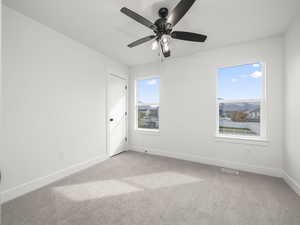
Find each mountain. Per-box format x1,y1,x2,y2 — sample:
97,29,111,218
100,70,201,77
220,102,259,112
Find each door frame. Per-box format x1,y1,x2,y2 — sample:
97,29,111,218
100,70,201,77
106,73,128,157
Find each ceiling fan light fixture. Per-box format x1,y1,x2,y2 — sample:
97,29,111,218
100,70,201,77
162,35,168,44
152,40,158,50
162,42,170,53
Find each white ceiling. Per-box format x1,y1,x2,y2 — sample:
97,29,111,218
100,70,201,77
3,0,300,66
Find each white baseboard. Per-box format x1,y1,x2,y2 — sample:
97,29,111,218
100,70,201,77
282,171,300,196
0,155,109,204
129,145,283,178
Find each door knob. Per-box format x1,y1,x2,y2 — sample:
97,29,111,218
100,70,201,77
109,118,114,122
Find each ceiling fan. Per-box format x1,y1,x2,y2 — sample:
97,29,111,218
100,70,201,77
120,0,207,58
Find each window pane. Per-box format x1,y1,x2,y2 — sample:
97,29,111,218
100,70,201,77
137,78,160,130
138,105,159,129
219,102,260,136
218,63,263,100
137,78,160,104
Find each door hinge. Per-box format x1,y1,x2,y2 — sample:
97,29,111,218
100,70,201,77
125,85,127,90
125,137,128,142
125,112,127,116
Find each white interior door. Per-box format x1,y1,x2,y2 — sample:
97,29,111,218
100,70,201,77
107,74,127,157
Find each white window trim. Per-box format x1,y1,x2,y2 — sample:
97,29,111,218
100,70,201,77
215,62,267,142
135,76,160,133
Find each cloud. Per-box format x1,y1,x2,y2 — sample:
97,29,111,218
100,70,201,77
147,79,157,85
250,71,262,78
253,63,260,67
231,78,238,82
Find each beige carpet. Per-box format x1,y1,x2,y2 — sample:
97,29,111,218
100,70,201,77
2,151,300,225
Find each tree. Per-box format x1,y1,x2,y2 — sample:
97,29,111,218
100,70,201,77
232,111,247,122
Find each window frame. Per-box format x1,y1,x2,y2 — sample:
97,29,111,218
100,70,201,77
216,62,267,141
135,76,160,133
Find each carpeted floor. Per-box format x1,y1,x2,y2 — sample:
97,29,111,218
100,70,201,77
2,151,300,225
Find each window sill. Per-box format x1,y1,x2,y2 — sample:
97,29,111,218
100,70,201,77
215,135,269,146
134,129,160,136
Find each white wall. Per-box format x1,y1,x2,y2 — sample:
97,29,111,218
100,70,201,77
129,37,284,177
1,6,128,202
1,0,2,221
284,14,300,187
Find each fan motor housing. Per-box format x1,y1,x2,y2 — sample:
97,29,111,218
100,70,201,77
154,18,172,35
155,8,172,35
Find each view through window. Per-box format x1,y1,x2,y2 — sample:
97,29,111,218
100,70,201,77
217,63,264,137
136,77,160,130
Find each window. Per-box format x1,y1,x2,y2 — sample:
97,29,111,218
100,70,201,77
136,77,160,131
217,63,266,139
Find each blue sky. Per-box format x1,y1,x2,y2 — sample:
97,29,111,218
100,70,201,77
138,78,160,103
218,63,263,99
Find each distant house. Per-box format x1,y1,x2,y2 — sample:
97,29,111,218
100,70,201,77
246,108,260,121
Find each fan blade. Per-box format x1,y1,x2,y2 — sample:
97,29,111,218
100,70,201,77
171,31,207,42
121,7,157,32
128,35,156,48
167,0,196,26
